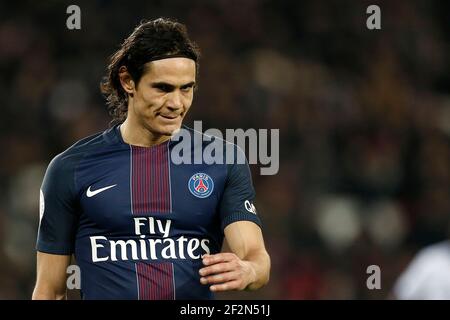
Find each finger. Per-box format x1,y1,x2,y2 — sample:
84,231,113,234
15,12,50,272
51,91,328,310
200,271,238,285
199,261,235,277
202,252,237,266
210,279,243,292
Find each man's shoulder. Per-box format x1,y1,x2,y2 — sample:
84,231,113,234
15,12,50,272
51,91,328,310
48,128,114,171
178,125,245,157
62,131,105,156
173,125,249,174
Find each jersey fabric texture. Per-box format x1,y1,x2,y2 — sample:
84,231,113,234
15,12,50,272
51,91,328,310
36,125,261,300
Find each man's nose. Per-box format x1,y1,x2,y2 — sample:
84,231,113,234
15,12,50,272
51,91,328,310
166,91,183,110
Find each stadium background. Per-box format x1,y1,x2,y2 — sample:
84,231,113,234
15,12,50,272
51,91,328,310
0,0,449,299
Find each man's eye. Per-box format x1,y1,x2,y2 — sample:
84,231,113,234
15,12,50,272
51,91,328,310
181,86,192,92
155,85,172,92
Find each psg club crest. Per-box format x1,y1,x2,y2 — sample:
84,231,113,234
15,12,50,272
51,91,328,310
188,173,214,198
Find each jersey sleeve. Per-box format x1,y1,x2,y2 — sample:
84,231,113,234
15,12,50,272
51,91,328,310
36,154,79,255
219,146,262,231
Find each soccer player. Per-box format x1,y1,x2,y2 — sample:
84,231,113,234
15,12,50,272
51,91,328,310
32,18,270,299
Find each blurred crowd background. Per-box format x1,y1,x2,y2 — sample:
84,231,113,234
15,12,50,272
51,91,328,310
0,0,449,299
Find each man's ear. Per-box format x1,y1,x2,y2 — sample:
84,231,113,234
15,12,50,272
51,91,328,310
118,66,135,95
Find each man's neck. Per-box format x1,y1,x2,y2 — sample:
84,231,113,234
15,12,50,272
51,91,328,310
120,119,171,147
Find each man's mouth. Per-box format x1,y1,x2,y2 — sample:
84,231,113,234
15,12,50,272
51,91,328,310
159,114,180,120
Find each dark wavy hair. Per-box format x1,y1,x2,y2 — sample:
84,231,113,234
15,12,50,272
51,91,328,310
100,18,200,125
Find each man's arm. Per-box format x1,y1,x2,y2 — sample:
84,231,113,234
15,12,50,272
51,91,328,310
32,252,71,300
199,221,270,292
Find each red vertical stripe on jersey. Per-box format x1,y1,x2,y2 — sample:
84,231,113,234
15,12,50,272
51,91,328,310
131,142,173,299
131,143,171,214
136,262,174,300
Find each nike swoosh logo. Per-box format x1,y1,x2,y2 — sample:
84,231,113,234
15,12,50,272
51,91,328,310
86,184,117,197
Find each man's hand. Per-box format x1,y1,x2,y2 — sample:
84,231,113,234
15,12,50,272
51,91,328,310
199,253,257,292
199,221,270,292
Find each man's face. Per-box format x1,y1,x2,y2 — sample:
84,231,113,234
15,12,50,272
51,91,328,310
130,57,196,136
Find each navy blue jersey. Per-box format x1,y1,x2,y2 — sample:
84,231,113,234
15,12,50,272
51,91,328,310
36,125,261,300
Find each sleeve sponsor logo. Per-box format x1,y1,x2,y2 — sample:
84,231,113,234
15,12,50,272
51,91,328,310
39,189,45,223
244,200,257,215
